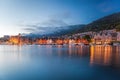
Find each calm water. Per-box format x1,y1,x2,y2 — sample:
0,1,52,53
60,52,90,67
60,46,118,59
0,45,120,80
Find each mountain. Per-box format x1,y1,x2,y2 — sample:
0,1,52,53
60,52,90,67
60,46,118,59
25,24,85,38
24,12,120,38
50,24,85,36
52,12,120,36
80,12,120,32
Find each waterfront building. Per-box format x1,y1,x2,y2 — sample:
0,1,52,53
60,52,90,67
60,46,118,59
9,34,21,45
47,39,53,45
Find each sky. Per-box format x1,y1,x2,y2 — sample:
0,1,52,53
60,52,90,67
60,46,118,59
0,0,120,37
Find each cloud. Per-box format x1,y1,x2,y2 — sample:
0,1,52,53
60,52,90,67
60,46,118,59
22,12,71,35
39,18,68,27
39,12,71,27
23,28,36,32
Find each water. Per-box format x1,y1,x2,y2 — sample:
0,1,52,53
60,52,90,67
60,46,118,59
0,45,120,80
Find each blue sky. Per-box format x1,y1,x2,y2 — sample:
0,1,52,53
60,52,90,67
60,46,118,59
0,0,120,36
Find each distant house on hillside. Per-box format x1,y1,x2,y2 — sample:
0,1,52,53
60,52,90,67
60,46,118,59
110,33,117,41
92,30,118,45
117,32,120,41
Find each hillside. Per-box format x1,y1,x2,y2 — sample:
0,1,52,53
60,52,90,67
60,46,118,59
51,24,85,36
81,12,120,32
25,12,120,37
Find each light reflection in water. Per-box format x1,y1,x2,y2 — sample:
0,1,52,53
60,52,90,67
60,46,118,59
67,45,90,57
53,45,90,57
0,45,120,68
0,45,120,80
90,45,120,67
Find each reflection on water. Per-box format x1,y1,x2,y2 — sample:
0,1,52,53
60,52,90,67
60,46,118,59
1,45,119,67
67,45,90,57
0,45,120,80
90,45,120,67
52,45,90,57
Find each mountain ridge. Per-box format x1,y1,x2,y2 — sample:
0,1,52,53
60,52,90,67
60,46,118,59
80,12,120,32
24,12,120,37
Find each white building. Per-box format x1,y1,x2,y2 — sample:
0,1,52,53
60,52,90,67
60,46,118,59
47,39,53,45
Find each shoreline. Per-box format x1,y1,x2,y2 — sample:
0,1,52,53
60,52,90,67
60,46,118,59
0,44,120,46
